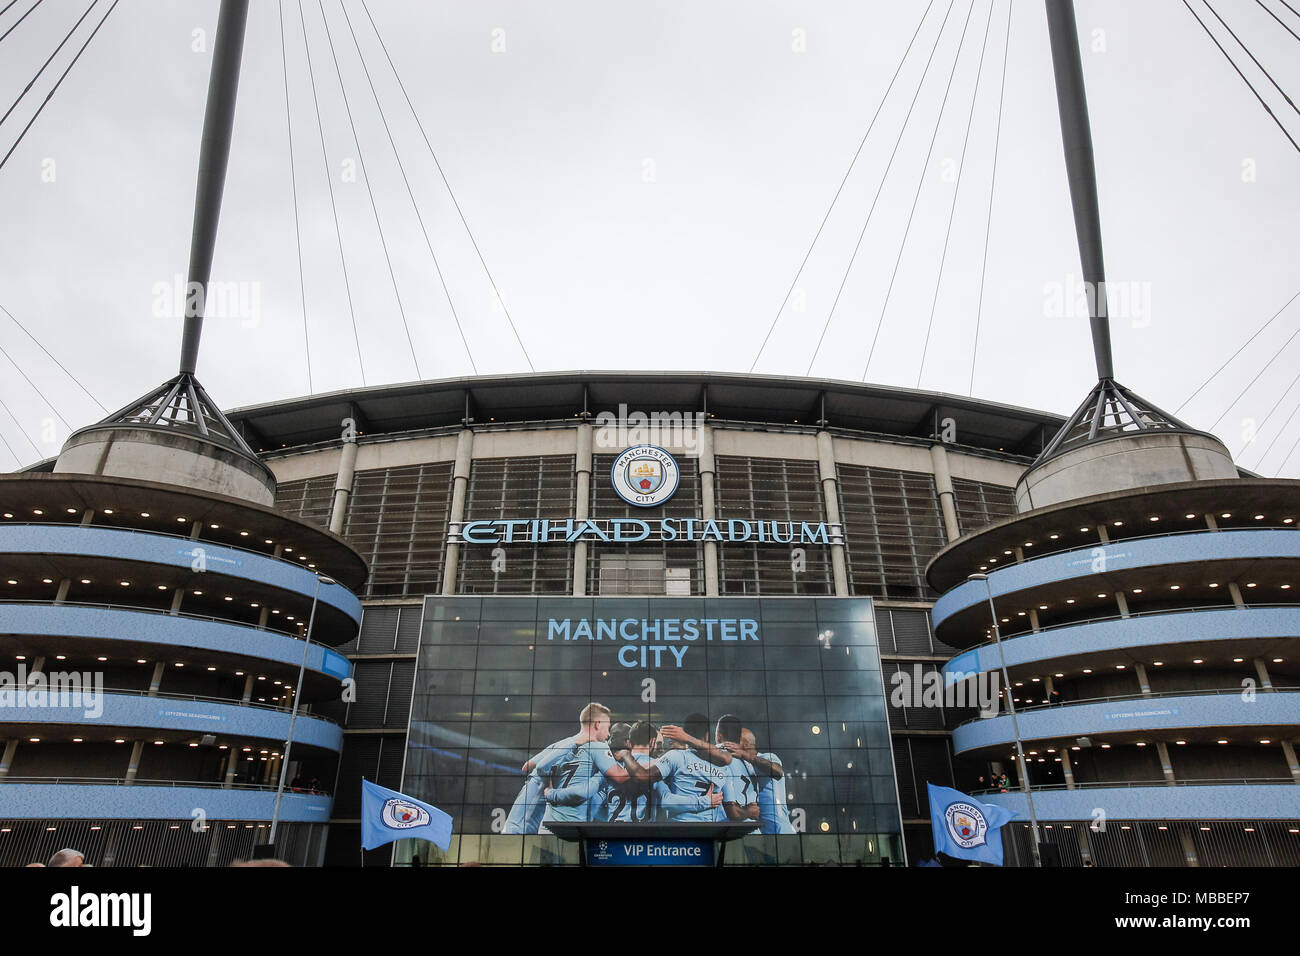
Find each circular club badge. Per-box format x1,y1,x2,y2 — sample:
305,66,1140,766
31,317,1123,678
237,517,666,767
944,801,989,849
610,445,680,508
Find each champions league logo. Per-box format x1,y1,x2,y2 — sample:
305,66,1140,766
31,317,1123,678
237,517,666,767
381,798,431,830
611,445,680,507
944,802,989,849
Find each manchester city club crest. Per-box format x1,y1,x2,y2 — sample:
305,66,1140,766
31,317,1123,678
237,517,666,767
944,801,989,849
610,445,680,507
381,798,431,830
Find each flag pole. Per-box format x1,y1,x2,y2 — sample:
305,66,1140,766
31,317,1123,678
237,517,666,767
968,573,1043,866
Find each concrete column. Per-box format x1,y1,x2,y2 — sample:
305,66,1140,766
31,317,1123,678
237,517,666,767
699,424,720,597
1076,825,1092,865
1059,746,1076,789
1253,658,1274,690
169,588,184,615
147,662,165,695
79,509,95,527
241,674,254,703
1096,525,1109,544
1155,742,1176,785
100,826,122,869
223,748,239,789
0,739,17,781
204,822,223,867
572,423,592,597
1028,608,1041,633
1014,546,1025,563
1134,662,1151,695
1177,827,1200,867
1228,582,1246,608
1280,741,1300,784
26,657,44,682
928,443,961,542
124,741,144,785
54,579,70,604
257,607,270,628
329,437,359,535
189,522,203,541
816,430,849,597
1115,591,1130,619
1204,513,1219,531
442,429,475,595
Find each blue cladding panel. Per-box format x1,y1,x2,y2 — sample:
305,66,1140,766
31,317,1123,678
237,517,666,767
933,530,1300,628
952,691,1300,753
1,691,343,751
944,606,1300,680
0,784,332,821
0,603,351,682
0,525,362,625
979,784,1300,821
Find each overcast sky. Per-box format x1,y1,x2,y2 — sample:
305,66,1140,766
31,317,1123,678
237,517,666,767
1,0,1297,474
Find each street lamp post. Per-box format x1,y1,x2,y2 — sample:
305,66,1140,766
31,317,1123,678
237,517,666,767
269,572,335,849
968,572,1043,867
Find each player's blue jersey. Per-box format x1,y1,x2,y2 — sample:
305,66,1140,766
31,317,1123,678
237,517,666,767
755,751,795,834
652,748,733,822
606,753,660,822
503,773,547,834
548,752,717,823
725,755,759,815
540,740,620,824
505,737,576,834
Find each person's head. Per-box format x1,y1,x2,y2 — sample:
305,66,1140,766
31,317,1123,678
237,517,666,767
739,728,758,753
629,720,658,751
229,858,291,867
48,848,83,867
608,721,633,754
715,714,743,747
683,713,710,742
579,702,612,741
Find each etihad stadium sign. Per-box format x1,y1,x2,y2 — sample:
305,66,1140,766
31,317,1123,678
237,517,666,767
451,516,843,545
449,444,842,546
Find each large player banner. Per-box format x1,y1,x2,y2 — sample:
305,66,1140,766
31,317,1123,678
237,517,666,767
402,596,904,865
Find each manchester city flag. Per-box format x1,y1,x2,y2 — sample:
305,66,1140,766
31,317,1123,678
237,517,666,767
360,779,453,851
927,783,1018,865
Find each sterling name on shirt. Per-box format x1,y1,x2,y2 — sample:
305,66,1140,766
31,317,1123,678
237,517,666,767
547,617,759,668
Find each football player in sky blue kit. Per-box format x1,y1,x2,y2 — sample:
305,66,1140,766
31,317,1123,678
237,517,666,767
525,702,633,833
712,715,761,824
724,727,795,834
547,721,722,821
504,727,584,833
622,713,756,823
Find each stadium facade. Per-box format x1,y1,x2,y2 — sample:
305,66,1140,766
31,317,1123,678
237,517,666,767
3,369,1295,866
236,369,1064,866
